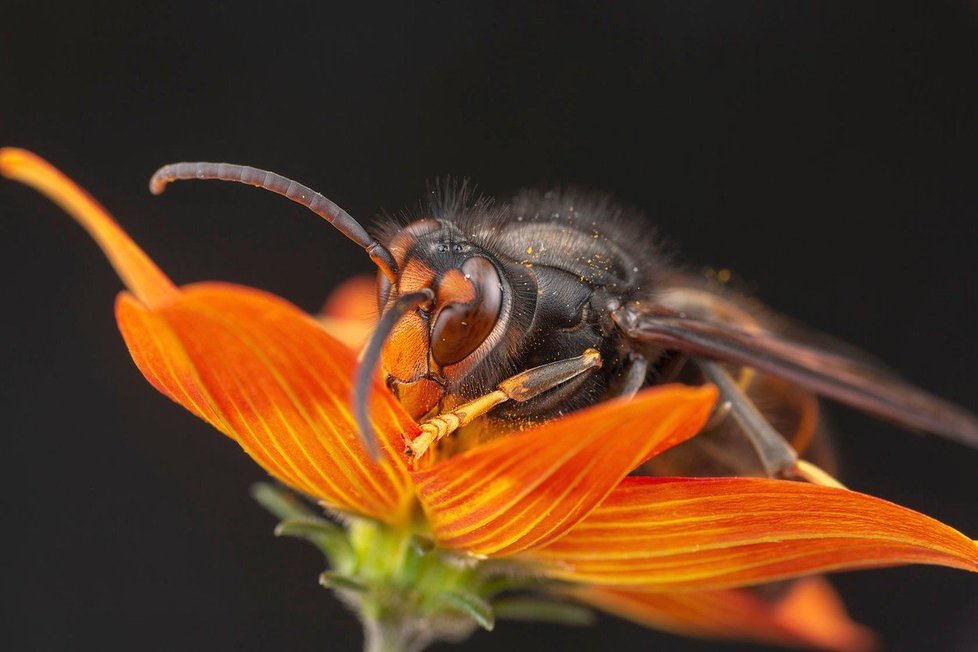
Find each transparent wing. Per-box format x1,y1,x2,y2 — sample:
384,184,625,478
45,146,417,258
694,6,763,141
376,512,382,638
614,301,978,449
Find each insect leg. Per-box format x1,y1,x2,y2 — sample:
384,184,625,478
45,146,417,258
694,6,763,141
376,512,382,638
616,354,649,400
405,349,603,458
695,359,844,485
696,359,800,479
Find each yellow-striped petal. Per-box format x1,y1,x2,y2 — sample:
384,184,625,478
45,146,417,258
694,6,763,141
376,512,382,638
116,284,418,520
525,476,978,590
414,385,717,556
4,148,418,522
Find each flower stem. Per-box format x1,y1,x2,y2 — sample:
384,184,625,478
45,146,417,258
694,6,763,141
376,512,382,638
362,617,429,652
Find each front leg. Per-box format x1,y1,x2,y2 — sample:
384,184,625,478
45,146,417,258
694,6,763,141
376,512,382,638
405,349,602,458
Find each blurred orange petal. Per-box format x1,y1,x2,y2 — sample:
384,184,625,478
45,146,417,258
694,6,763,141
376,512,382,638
774,576,877,652
317,274,378,352
571,577,874,652
4,148,418,522
526,476,978,590
413,385,717,556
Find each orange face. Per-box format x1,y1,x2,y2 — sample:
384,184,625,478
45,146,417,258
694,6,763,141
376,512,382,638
380,220,506,418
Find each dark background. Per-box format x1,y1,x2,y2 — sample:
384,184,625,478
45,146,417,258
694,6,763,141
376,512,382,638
2,2,977,651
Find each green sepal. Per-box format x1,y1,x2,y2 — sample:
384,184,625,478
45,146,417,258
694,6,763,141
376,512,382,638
477,572,544,599
441,591,495,631
275,517,354,568
492,597,595,626
252,482,356,569
319,571,368,593
274,516,344,540
251,484,605,650
250,482,318,521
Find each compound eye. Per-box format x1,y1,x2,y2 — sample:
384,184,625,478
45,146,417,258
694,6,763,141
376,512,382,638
430,257,502,367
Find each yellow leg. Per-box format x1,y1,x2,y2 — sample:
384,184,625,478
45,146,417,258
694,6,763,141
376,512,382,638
792,459,847,489
405,349,602,458
405,390,509,458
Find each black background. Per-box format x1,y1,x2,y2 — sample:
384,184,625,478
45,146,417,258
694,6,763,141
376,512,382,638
2,3,977,651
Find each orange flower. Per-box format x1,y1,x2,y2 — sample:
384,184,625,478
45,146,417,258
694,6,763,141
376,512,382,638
3,148,975,652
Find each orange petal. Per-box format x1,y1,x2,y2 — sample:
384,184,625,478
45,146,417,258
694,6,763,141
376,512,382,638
4,148,418,522
0,148,178,307
525,476,978,590
117,283,418,521
316,274,378,352
413,385,718,556
774,576,877,652
571,577,875,652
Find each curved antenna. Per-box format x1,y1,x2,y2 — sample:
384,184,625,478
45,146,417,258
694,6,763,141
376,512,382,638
352,288,435,459
149,162,397,281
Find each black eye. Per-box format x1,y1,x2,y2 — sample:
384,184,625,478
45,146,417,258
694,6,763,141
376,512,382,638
431,257,503,367
437,243,449,253
452,243,463,253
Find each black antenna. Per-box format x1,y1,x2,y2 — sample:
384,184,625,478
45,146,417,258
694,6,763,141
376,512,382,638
353,289,435,459
149,162,397,281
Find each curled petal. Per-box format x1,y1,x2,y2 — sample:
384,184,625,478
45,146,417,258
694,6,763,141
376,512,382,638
526,476,978,590
571,577,875,652
414,385,717,556
3,148,418,522
0,148,177,307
